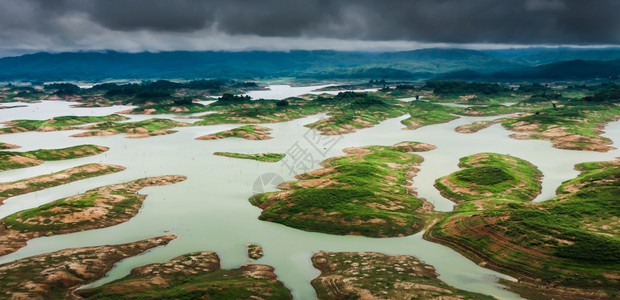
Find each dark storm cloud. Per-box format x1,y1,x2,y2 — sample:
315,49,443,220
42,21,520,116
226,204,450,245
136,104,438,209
88,0,216,31
0,0,618,54
205,0,620,44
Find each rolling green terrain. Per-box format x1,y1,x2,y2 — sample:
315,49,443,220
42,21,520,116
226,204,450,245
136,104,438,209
0,142,19,150
250,142,437,237
196,125,274,140
0,163,125,203
73,118,187,138
401,101,462,129
434,153,542,204
0,115,129,134
77,252,292,299
311,251,494,300
0,175,186,256
426,158,620,299
0,144,109,171
0,236,176,299
501,102,620,152
213,152,285,162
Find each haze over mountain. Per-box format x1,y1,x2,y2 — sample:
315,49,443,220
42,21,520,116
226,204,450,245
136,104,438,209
1,0,619,56
0,1,619,82
1,48,619,82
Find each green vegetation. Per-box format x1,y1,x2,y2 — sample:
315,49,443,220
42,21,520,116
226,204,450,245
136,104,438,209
0,115,129,134
311,251,494,300
401,101,461,129
0,142,19,150
0,144,109,171
426,80,512,97
196,125,273,140
0,163,125,203
129,100,209,114
0,175,186,256
426,159,620,299
213,152,285,162
306,93,409,134
434,153,542,203
501,102,620,152
196,97,328,125
249,142,436,237
0,236,176,299
75,118,187,138
77,252,292,299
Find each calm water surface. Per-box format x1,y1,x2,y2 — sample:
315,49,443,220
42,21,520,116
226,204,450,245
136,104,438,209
0,86,618,299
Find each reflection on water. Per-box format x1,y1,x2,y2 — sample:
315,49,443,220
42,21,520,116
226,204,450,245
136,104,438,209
0,86,618,300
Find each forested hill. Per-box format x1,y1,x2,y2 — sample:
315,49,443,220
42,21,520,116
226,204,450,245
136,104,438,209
1,48,619,81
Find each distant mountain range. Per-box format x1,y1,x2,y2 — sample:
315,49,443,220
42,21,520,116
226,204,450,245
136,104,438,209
1,48,619,82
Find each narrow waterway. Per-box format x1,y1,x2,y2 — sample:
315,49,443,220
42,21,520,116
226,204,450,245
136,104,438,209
0,86,618,299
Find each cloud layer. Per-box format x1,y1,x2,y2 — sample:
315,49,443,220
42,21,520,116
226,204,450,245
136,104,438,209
1,0,618,55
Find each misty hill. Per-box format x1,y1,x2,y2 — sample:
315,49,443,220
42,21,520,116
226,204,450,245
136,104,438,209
442,59,620,80
0,48,619,82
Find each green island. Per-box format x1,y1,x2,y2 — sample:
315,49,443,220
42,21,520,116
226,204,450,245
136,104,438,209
194,95,327,125
0,142,19,150
196,125,274,140
0,144,109,171
426,157,620,299
311,251,493,300
434,153,543,205
72,118,188,138
77,251,292,299
304,94,409,135
0,114,129,134
400,100,462,130
213,152,285,162
0,175,186,256
501,102,620,152
455,119,504,134
249,141,438,237
0,235,176,299
0,163,125,204
247,243,264,259
452,84,620,152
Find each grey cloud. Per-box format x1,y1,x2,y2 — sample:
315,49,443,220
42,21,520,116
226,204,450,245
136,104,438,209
89,0,215,31
0,0,618,55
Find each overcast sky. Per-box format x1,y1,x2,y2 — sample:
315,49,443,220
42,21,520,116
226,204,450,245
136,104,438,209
1,0,619,56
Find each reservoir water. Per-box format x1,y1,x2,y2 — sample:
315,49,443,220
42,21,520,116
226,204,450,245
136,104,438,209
0,85,618,299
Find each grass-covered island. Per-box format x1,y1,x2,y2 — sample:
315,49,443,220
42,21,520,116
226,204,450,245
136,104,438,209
213,152,285,162
456,101,620,152
0,142,20,150
311,251,493,300
0,235,176,299
426,158,619,299
0,175,186,256
250,141,437,237
0,163,125,204
71,118,188,138
0,115,129,134
77,251,292,299
196,125,274,140
434,153,543,205
0,144,109,172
